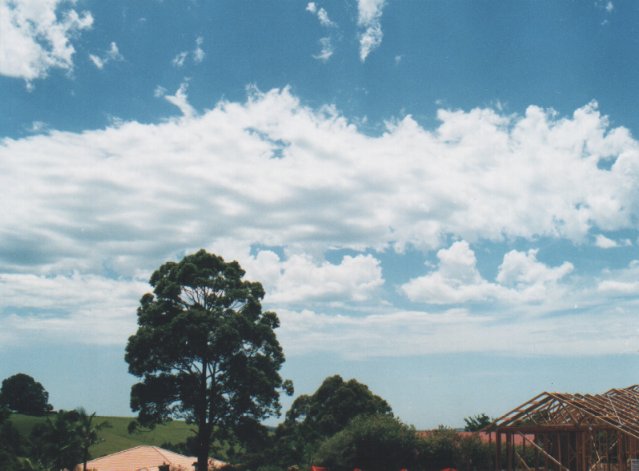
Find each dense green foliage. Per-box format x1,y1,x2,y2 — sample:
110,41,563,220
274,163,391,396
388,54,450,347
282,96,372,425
0,374,52,417
314,415,421,471
268,375,393,469
125,250,291,471
420,427,492,471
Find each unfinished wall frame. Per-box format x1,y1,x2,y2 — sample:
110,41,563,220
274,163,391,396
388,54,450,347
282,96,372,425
485,385,639,471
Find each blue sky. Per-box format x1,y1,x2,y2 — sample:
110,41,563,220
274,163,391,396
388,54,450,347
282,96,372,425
2,0,639,429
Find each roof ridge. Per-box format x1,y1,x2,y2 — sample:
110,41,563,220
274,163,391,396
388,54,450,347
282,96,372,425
87,444,148,461
152,445,196,463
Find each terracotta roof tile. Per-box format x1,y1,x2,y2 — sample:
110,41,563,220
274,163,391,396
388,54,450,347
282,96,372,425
77,445,226,471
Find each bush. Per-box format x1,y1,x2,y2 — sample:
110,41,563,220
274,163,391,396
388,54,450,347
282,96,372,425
314,415,421,471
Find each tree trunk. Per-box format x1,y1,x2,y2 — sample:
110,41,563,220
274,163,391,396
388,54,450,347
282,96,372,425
197,358,211,471
197,424,211,471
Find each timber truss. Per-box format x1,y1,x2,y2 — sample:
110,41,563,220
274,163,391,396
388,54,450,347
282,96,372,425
484,385,639,471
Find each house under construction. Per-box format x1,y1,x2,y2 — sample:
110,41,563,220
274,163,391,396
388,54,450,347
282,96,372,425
484,385,639,471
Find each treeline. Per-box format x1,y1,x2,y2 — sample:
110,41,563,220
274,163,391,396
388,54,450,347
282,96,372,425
214,375,493,471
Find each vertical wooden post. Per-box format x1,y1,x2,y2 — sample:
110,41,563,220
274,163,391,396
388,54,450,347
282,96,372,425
506,432,513,471
496,431,502,471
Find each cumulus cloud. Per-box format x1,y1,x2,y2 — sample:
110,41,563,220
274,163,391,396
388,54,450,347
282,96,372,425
2,89,639,351
1,90,637,276
597,261,639,294
401,241,499,304
89,42,123,70
594,234,631,248
357,0,386,61
402,242,573,305
243,251,384,305
0,0,93,83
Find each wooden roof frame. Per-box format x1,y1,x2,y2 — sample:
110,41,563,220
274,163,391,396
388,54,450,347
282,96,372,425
484,385,639,440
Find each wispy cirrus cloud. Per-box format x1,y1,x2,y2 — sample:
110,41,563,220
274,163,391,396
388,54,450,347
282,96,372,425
306,2,337,62
89,42,123,70
172,36,205,68
0,0,93,85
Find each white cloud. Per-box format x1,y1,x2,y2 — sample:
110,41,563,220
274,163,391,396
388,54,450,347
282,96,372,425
172,51,188,68
88,54,104,69
172,37,205,68
597,261,639,294
401,241,498,304
89,42,123,70
357,0,386,61
163,81,196,117
193,36,205,63
306,2,337,61
313,37,334,62
402,241,573,305
0,273,147,346
277,305,639,358
2,90,639,350
1,90,638,277
244,251,384,305
0,0,93,82
595,234,619,248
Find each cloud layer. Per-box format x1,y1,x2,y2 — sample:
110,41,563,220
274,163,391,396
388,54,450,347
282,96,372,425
2,88,639,355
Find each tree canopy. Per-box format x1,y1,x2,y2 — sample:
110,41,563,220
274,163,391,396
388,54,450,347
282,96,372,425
284,374,392,438
0,374,52,416
314,415,421,471
125,250,291,471
271,375,393,468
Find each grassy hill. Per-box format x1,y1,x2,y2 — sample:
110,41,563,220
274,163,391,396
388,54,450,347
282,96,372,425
8,413,195,458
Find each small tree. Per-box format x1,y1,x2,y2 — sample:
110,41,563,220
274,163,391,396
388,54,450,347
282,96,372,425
314,415,421,471
30,410,83,471
74,408,111,471
463,413,492,432
125,250,292,471
0,374,52,416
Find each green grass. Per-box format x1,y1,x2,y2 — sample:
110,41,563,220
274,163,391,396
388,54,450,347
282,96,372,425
8,414,196,458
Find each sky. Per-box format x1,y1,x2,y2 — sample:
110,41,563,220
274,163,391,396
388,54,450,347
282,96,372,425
1,0,639,430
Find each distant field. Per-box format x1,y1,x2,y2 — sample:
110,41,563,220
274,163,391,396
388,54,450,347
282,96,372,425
8,414,195,458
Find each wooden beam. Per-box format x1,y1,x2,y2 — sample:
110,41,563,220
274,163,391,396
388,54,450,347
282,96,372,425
517,432,570,471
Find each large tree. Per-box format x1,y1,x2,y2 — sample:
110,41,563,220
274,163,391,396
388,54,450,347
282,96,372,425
125,250,291,471
0,374,52,416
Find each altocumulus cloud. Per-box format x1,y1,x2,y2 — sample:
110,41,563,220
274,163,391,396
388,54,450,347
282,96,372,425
2,88,639,354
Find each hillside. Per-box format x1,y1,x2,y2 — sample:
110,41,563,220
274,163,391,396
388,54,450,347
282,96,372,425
8,414,195,458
